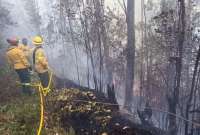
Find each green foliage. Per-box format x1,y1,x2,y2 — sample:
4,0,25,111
0,65,20,104
67,127,76,135
0,65,12,76
0,95,40,135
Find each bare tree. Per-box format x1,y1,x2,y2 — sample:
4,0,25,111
184,41,200,135
124,0,135,110
167,1,185,135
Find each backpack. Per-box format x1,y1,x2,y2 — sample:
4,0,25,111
33,46,42,66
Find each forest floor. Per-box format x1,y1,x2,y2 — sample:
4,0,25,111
0,72,164,135
0,95,40,135
0,86,165,135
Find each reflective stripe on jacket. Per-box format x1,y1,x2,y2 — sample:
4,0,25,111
6,46,30,69
34,47,48,73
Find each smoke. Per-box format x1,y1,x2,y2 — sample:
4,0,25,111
1,0,37,39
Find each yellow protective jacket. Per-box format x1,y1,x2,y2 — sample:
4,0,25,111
18,44,31,57
6,46,30,70
33,47,48,73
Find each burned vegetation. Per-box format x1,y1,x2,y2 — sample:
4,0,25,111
46,89,165,135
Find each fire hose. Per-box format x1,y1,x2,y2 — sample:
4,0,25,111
17,69,200,134
17,70,53,135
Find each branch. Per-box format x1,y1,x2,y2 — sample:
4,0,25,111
189,109,200,113
117,0,127,15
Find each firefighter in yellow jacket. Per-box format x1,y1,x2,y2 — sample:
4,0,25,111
32,36,49,88
18,38,31,57
6,37,32,95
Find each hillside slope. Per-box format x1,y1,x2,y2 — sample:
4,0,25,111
0,88,165,135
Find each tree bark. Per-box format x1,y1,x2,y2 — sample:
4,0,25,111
139,0,145,105
168,1,185,135
185,45,200,135
124,0,135,110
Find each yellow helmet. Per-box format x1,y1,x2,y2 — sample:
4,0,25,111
32,36,44,46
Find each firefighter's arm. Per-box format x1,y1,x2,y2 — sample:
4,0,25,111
37,50,48,68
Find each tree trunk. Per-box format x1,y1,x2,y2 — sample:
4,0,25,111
124,0,135,110
67,13,81,85
185,45,200,135
139,0,145,105
168,1,185,135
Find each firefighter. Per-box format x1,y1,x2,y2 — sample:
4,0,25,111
6,37,32,95
32,36,49,88
18,38,31,57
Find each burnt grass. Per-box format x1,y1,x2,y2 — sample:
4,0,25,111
46,89,165,135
